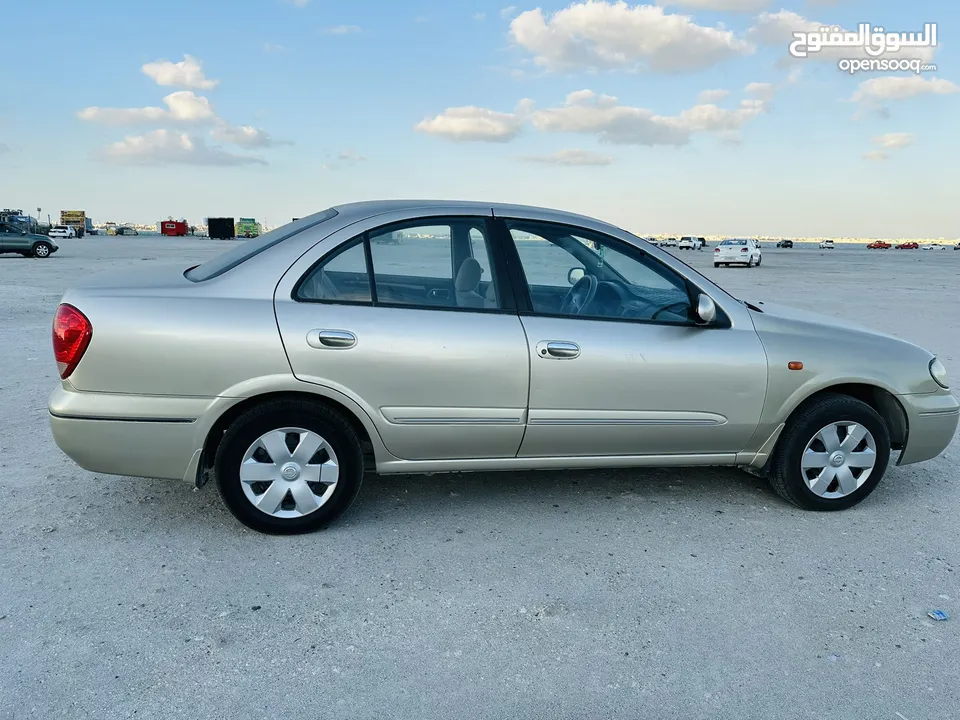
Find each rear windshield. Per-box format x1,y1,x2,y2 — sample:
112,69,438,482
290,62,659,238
721,239,747,246
185,209,339,282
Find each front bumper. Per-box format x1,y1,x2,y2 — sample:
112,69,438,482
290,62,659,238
48,385,216,482
897,390,960,466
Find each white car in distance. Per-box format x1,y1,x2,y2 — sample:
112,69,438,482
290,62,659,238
678,236,704,250
819,239,835,249
714,239,762,268
48,226,76,239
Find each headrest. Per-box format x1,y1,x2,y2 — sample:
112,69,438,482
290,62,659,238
455,257,482,292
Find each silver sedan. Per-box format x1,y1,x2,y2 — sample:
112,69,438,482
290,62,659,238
48,200,959,534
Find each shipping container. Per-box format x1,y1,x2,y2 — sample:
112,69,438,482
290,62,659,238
208,217,235,239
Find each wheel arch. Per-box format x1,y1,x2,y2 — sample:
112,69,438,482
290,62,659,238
787,383,907,449
749,382,908,477
197,390,383,486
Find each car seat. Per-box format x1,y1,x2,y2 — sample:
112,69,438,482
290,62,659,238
455,258,484,308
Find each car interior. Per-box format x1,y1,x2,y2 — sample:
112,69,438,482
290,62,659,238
506,222,695,324
296,219,499,310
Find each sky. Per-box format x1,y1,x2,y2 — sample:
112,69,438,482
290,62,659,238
0,0,956,238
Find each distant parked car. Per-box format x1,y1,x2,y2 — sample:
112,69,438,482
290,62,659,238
46,199,959,534
678,236,703,250
663,237,678,247
714,238,762,268
896,242,919,250
115,227,139,236
819,240,835,249
921,243,946,250
48,226,76,239
954,241,960,250
867,241,891,250
1,222,59,258
776,240,793,248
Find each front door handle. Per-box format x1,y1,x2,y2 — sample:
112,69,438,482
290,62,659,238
536,340,581,359
307,329,357,349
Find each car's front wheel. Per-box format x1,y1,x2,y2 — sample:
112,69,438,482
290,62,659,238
768,393,890,511
33,242,52,258
214,400,365,534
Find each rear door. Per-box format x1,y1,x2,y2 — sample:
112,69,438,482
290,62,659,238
274,210,530,461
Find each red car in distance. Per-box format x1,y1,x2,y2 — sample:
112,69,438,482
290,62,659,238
867,241,891,249
896,242,919,249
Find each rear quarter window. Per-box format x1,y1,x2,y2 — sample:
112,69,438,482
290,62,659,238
184,209,339,282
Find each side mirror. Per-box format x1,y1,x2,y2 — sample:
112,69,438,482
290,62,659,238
568,267,585,285
696,294,717,325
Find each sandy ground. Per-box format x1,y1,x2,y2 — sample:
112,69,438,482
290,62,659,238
1,237,958,719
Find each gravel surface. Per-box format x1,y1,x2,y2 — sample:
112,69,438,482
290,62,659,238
1,237,958,719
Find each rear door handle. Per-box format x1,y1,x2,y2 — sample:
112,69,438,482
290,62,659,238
307,329,357,349
536,341,580,359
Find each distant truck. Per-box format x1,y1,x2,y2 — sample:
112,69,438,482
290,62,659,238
60,210,88,238
159,220,189,237
208,217,236,240
235,217,261,238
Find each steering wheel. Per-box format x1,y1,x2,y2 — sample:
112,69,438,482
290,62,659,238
651,301,691,322
560,274,598,315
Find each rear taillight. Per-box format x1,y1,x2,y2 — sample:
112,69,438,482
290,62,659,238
714,248,720,253
53,304,92,379
741,248,748,252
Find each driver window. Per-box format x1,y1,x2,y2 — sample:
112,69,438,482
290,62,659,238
504,219,693,323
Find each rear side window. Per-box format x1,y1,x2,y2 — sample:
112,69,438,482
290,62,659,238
184,209,339,282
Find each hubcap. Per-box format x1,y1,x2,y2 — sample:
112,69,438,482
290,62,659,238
239,427,339,519
800,422,877,499
37,246,49,256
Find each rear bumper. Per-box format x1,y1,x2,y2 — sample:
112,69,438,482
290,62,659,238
48,385,215,481
897,391,960,466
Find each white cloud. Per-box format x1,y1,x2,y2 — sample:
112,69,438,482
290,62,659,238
322,25,361,35
872,132,913,149
520,149,614,166
744,81,775,101
863,150,888,161
210,123,290,148
77,91,216,125
414,100,534,142
338,150,365,162
657,0,770,11
698,89,730,103
851,75,959,103
529,89,771,146
99,130,266,166
473,12,486,21
501,6,517,18
850,75,958,118
285,0,311,6
141,54,219,90
509,1,754,73
263,42,289,53
749,10,936,64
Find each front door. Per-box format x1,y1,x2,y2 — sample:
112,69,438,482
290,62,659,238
274,214,530,461
496,216,768,459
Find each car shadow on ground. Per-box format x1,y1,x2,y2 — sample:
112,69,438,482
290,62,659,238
54,456,942,538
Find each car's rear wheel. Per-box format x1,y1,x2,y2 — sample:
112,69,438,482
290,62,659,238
33,242,52,258
214,400,364,534
768,394,890,511
714,263,720,268
756,255,762,266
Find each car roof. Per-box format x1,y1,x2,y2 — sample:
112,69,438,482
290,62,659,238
326,199,606,227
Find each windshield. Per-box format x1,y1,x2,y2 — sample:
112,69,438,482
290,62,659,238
184,209,339,282
720,239,747,246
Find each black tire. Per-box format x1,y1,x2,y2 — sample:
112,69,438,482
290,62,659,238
33,242,52,258
768,393,891,511
714,263,720,268
214,399,365,534
757,255,762,266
